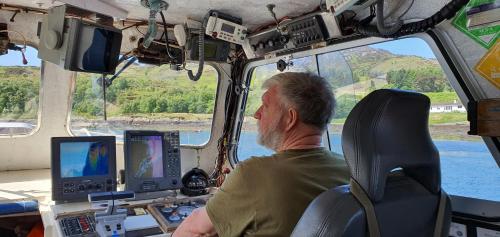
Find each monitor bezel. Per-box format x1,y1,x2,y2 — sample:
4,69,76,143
65,18,122,74
51,136,117,202
124,130,171,193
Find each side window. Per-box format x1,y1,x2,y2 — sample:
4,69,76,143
0,46,40,136
317,38,499,201
69,63,218,145
238,56,317,161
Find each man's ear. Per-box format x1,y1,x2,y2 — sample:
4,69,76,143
285,108,298,132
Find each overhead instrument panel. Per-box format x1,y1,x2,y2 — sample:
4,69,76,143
242,12,341,59
287,15,328,48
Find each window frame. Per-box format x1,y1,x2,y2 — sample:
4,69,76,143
0,45,43,138
66,62,222,148
231,55,322,164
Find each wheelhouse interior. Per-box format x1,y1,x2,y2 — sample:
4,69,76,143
0,0,498,236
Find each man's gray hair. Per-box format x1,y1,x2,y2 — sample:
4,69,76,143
263,72,336,130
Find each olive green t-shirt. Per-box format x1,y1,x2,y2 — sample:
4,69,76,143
206,148,350,237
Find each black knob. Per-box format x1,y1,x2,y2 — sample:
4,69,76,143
78,185,85,191
279,35,289,44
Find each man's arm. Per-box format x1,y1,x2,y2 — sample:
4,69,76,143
171,207,218,237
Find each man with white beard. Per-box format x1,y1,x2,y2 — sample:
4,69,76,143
173,72,350,237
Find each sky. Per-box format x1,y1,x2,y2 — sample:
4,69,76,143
0,46,41,67
0,37,436,67
370,38,437,59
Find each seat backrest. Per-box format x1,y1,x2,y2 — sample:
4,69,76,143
291,89,451,237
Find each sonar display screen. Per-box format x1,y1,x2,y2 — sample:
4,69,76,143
129,135,164,179
60,142,110,178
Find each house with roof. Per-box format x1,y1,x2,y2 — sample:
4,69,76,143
429,100,466,113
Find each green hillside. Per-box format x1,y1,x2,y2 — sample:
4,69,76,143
73,63,218,119
0,46,461,125
424,92,460,104
246,46,460,125
371,56,440,75
0,66,40,120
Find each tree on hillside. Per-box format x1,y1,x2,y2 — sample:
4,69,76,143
415,77,445,92
385,68,451,92
0,79,38,114
386,69,415,90
334,94,359,119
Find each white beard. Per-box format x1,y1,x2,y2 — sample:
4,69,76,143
257,115,284,151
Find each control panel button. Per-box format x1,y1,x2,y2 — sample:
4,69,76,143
78,184,85,191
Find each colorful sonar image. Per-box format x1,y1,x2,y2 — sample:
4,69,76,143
130,135,164,179
60,142,109,178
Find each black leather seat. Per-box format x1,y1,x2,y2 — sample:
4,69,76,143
291,89,451,237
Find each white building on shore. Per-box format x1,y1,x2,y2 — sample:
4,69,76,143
430,100,466,113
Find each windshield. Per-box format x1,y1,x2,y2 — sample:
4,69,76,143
70,63,218,145
241,38,500,202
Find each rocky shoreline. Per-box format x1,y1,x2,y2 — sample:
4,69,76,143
70,118,477,141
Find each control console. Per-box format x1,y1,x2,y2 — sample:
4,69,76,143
149,196,210,231
62,178,115,196
59,214,96,237
164,131,181,186
288,15,328,48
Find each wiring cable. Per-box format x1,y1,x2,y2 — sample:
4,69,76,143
397,0,415,20
187,12,212,82
159,11,176,60
212,49,246,187
356,0,470,38
376,0,403,36
383,0,415,21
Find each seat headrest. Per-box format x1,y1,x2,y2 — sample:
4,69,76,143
341,89,441,202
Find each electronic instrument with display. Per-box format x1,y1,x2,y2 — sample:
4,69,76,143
124,131,182,193
51,136,117,203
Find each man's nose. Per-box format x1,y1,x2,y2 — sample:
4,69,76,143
254,106,262,119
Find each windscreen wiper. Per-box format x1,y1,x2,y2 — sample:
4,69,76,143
103,56,137,87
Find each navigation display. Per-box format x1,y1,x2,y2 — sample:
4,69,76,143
51,136,116,202
129,135,164,179
60,141,109,178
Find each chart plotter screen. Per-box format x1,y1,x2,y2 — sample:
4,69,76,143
60,141,110,178
129,135,164,179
